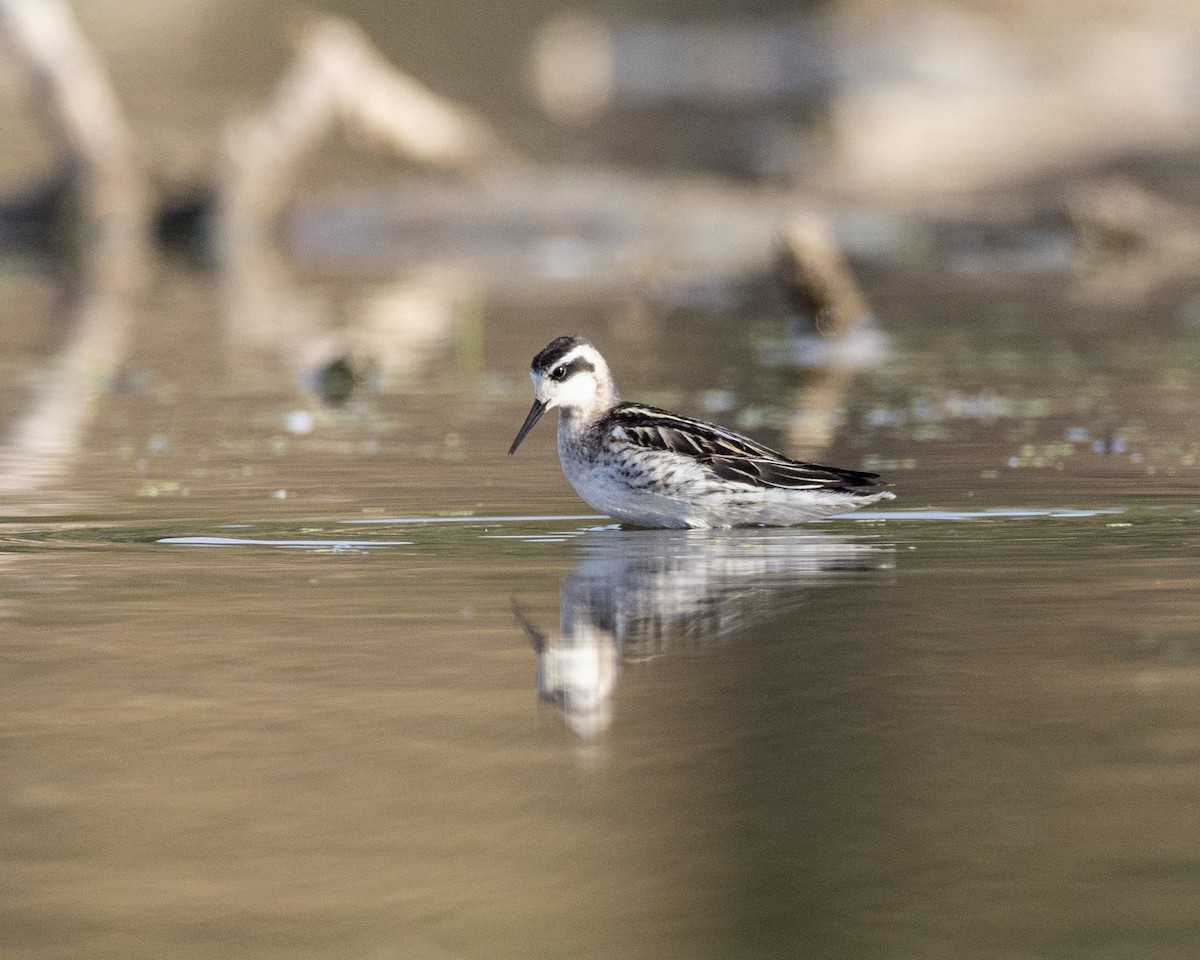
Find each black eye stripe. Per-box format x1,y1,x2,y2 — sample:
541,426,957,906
550,356,595,381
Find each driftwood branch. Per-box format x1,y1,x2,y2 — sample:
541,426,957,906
218,13,519,253
1068,178,1200,262
1065,178,1200,304
776,214,872,335
0,0,146,249
773,215,884,454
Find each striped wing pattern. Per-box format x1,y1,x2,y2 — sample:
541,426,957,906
607,403,885,494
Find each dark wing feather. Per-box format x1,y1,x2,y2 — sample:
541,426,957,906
608,403,886,493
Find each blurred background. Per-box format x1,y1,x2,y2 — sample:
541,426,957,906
2,0,1198,185
4,0,1200,179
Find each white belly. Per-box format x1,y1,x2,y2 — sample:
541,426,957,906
558,437,893,528
562,451,705,528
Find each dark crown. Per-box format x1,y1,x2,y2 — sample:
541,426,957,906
532,335,593,374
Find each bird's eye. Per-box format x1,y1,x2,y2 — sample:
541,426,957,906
550,365,566,381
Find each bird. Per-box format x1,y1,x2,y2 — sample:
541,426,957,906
508,335,895,529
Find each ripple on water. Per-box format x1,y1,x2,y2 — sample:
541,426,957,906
0,506,1153,555
157,537,415,549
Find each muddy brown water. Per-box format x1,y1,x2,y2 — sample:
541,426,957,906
3,245,1200,960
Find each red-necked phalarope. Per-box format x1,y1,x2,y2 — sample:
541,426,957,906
508,335,895,529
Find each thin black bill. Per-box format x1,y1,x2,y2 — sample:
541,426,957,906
508,399,548,455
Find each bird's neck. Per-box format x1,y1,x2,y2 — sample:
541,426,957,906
561,378,619,429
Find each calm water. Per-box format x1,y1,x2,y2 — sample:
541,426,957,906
4,249,1200,960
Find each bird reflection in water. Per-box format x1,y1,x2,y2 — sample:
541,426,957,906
515,528,894,737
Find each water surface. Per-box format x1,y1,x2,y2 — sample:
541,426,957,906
5,238,1200,959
